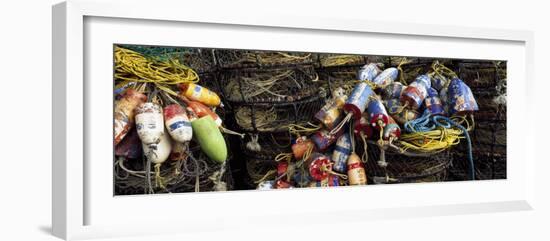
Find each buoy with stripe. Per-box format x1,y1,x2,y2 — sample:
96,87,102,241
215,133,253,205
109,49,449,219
357,63,382,82
372,67,398,88
181,96,223,127
331,132,352,173
347,153,367,185
179,83,222,107
164,104,192,143
135,102,165,145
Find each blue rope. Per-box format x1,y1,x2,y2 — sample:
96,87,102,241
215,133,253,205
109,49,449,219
432,115,475,180
404,109,436,133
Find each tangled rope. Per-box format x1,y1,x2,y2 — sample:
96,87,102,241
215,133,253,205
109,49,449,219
114,46,199,96
319,55,364,67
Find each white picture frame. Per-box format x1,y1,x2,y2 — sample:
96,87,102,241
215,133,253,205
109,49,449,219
52,0,535,240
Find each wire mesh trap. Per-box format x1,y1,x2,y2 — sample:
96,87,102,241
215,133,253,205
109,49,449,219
362,143,452,184
241,131,292,161
112,44,508,193
221,66,320,103
215,49,313,69
233,95,324,132
114,142,234,195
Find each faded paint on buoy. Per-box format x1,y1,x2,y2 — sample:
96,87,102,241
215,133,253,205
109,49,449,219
344,82,375,120
447,78,479,115
367,98,389,130
332,132,352,173
373,67,398,88
357,63,382,82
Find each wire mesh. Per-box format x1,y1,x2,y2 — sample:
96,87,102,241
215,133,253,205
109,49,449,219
114,141,234,195
362,143,452,184
221,66,320,103
215,49,313,69
233,95,324,132
241,131,292,161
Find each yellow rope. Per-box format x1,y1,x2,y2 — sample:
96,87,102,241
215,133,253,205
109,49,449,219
397,57,412,85
114,46,199,96
320,55,364,67
398,127,463,153
288,122,321,137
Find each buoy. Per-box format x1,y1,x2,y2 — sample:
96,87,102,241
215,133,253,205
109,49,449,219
142,128,172,164
311,129,341,152
347,153,367,185
191,115,227,163
135,102,164,145
164,104,193,143
308,153,332,181
343,82,375,120
447,78,479,115
314,88,347,130
383,115,401,140
357,63,382,82
178,83,222,107
114,89,147,145
382,82,405,100
400,74,431,109
291,136,316,160
372,67,398,88
353,115,373,138
367,98,389,130
115,128,143,159
309,175,341,187
276,180,293,189
424,88,445,116
332,132,352,173
181,97,223,127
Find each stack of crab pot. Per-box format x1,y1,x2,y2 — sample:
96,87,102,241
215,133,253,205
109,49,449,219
214,50,323,188
447,60,507,180
113,46,234,195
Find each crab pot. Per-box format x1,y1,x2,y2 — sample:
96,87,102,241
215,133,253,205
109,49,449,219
221,66,319,103
400,74,431,109
315,53,368,68
215,49,313,69
244,157,278,188
367,98,389,130
363,144,452,184
424,88,445,116
344,82,375,120
114,143,234,195
382,82,405,100
241,131,293,161
233,95,324,132
332,132,352,173
447,77,479,115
